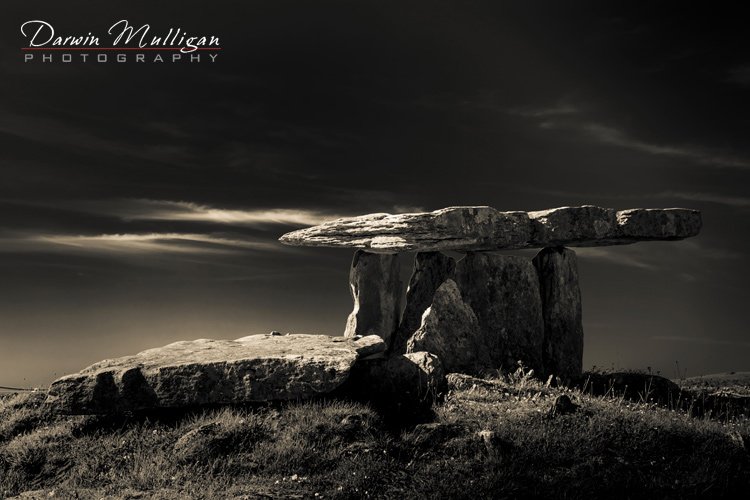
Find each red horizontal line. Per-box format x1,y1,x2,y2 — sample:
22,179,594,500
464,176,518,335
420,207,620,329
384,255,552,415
21,47,221,51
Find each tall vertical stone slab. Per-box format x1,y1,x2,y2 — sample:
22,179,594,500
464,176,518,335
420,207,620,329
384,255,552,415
390,251,456,354
406,279,490,374
454,253,545,374
532,247,583,381
344,250,403,347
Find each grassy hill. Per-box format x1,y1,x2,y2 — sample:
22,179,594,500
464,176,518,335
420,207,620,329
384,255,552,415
1,369,748,499
680,372,750,397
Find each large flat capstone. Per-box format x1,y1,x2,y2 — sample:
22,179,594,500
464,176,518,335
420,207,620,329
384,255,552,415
47,334,385,414
279,205,701,253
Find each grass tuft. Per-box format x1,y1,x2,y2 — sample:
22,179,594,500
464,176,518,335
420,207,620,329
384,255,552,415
1,373,748,499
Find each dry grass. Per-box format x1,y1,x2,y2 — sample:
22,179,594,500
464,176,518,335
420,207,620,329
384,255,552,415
1,370,748,499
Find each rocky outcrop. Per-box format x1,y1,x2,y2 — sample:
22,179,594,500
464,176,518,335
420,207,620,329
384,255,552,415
406,279,490,374
47,334,385,414
344,250,402,347
344,351,446,418
533,247,584,380
279,205,702,253
454,253,545,374
390,251,456,354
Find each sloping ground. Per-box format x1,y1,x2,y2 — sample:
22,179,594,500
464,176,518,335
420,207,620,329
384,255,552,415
680,372,750,396
1,371,749,500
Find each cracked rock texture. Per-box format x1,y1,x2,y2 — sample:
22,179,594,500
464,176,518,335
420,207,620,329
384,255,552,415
345,351,446,417
406,279,490,374
47,334,385,414
343,250,403,347
391,251,456,354
455,253,545,374
533,247,584,381
279,205,701,252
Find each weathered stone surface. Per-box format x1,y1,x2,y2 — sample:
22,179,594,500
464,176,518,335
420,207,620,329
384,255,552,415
529,206,617,246
454,253,545,374
617,208,703,241
344,250,402,347
280,206,531,252
532,247,583,380
406,279,490,374
344,352,446,417
47,334,386,414
279,205,701,252
390,251,456,354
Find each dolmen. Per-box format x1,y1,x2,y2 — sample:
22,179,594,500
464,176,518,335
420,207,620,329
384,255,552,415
47,205,700,415
280,205,701,380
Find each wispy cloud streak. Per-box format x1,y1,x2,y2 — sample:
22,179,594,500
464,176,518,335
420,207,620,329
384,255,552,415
539,121,750,169
513,101,750,169
1,233,282,255
574,247,657,270
117,200,343,226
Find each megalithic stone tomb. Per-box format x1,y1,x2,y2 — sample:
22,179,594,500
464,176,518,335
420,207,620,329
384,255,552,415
280,205,701,380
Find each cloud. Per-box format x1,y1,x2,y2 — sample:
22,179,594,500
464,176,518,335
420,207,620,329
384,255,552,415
513,100,750,169
555,122,750,169
1,232,281,255
659,191,750,208
521,186,750,210
574,239,739,274
2,198,347,228
111,200,344,226
651,336,750,348
507,104,581,118
0,109,194,167
574,247,657,270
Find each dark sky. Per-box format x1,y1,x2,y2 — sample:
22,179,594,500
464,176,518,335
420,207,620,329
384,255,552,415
1,1,749,388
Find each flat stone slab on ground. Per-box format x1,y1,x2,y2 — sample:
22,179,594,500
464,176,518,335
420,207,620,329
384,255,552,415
279,205,701,252
47,334,385,414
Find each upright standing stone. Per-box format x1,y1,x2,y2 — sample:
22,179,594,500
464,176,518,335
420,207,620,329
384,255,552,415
454,253,545,374
390,251,456,354
532,247,584,381
344,250,402,347
406,279,490,374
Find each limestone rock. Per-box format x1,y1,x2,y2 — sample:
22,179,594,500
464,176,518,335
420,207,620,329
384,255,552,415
390,251,456,354
454,253,545,374
47,334,385,414
529,206,617,246
279,205,701,252
406,279,490,374
617,208,702,240
344,352,446,418
280,206,531,252
532,247,584,380
344,250,402,347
